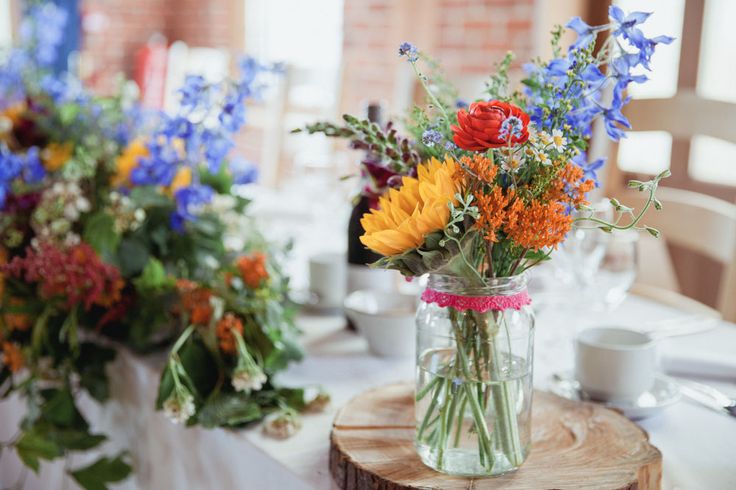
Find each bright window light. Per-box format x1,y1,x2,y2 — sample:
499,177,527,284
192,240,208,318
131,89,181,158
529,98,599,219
617,131,672,175
689,135,736,185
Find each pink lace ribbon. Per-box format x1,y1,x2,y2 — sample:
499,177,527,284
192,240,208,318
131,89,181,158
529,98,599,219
420,288,531,313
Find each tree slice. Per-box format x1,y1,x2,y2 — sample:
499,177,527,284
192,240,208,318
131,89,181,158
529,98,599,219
330,383,661,490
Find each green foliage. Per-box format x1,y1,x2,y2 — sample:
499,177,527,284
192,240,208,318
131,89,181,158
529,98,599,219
133,258,173,293
15,430,63,472
83,211,121,261
70,454,133,490
156,333,218,409
74,343,116,402
197,393,263,428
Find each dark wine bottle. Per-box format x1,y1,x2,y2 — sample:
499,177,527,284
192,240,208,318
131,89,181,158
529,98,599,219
345,102,394,329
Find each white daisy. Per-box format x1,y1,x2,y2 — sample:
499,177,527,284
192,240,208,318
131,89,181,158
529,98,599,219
551,129,567,152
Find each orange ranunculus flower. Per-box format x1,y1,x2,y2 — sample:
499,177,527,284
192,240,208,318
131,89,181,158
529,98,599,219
215,313,244,354
169,166,192,195
2,342,24,373
3,298,33,331
41,142,74,171
451,100,530,151
237,253,269,289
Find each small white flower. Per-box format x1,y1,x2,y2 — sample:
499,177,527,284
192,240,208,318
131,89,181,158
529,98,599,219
537,130,552,146
63,203,80,221
163,392,196,424
551,129,567,152
501,153,525,174
532,147,552,166
263,410,302,439
232,367,267,393
76,196,91,213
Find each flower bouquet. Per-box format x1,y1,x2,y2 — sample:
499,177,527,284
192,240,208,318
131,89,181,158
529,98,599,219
305,7,671,477
0,4,321,488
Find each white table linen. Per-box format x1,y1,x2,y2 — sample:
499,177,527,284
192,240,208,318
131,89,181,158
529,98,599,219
2,294,735,490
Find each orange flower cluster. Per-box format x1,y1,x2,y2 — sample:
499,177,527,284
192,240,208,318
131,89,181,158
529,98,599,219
176,279,213,326
2,298,33,331
237,253,269,289
474,187,522,243
215,313,244,354
545,162,595,208
2,341,23,373
461,154,497,184
505,200,572,250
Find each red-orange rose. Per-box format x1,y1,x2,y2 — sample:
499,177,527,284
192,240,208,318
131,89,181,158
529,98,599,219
451,100,530,151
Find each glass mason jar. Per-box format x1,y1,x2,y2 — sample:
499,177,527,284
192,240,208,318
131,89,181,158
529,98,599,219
415,273,534,477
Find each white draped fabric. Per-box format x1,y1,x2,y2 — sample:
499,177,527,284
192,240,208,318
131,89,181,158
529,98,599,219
2,293,736,490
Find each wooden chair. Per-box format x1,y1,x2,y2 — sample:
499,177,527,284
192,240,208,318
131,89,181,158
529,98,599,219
620,186,736,321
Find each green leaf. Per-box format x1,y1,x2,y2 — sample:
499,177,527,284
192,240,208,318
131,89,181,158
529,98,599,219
155,334,218,409
133,257,173,293
75,343,116,403
70,454,132,490
15,431,63,473
48,429,106,451
41,388,88,430
117,238,150,276
83,212,120,260
59,103,80,125
196,392,263,428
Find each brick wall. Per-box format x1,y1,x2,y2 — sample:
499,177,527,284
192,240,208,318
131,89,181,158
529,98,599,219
340,0,536,116
80,0,237,93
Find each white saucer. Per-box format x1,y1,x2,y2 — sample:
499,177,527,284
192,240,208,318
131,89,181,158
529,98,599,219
549,372,681,420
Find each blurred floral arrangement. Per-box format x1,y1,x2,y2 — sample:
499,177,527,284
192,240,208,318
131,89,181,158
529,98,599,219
303,6,671,474
0,3,322,488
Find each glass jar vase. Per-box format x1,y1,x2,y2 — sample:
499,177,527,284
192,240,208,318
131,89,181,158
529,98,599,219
415,273,534,477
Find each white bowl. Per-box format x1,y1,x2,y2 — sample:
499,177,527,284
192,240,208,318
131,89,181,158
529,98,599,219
344,289,418,358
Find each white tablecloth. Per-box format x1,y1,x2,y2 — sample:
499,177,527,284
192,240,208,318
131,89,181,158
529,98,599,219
2,294,736,490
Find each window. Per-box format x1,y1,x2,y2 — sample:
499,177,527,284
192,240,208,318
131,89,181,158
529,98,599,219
617,131,672,175
0,0,12,50
615,0,685,176
689,135,736,186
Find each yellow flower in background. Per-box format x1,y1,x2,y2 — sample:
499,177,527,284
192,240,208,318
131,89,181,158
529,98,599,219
360,157,463,257
0,103,26,134
112,138,149,187
41,142,74,171
169,166,192,194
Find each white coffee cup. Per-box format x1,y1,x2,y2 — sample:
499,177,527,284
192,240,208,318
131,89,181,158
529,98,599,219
344,289,417,358
309,252,347,309
574,327,658,401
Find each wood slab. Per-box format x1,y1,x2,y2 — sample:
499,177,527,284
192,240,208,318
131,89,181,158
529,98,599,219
330,383,661,490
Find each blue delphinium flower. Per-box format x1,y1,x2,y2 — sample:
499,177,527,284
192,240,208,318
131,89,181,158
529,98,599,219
422,129,443,147
178,75,209,112
131,140,181,187
572,153,606,188
566,17,596,50
398,42,419,62
219,92,247,133
23,147,46,184
19,3,68,67
230,157,259,185
499,116,524,140
0,145,24,209
171,185,215,232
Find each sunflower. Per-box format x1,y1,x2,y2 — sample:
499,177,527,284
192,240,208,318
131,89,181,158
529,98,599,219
360,156,463,257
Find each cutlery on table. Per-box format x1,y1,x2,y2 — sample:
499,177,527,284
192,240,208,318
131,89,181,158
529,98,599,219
677,378,736,418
